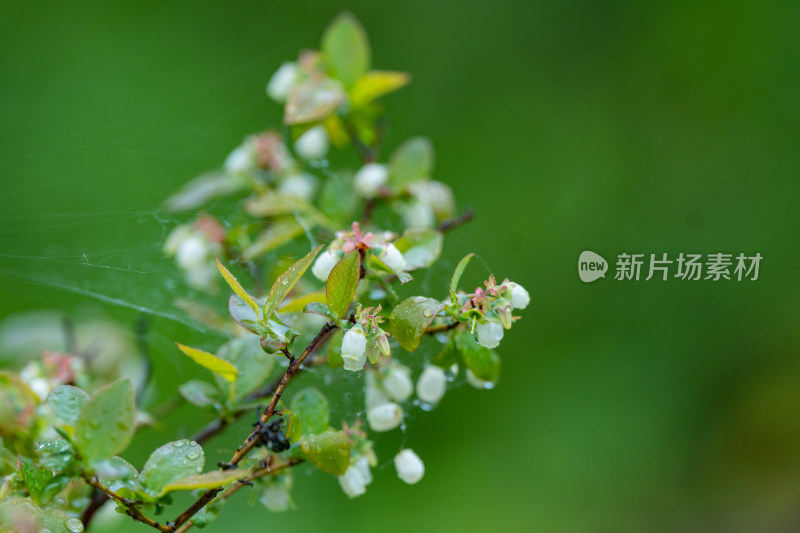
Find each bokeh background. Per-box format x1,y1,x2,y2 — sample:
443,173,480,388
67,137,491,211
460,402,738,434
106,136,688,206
2,1,800,532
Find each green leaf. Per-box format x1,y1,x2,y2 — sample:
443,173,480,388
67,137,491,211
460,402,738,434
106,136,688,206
139,440,204,497
369,254,413,284
47,385,89,429
394,229,443,270
326,250,360,321
216,259,259,317
280,291,327,314
229,295,268,336
35,439,74,471
284,409,303,443
176,343,238,383
389,297,443,352
263,245,324,323
303,301,337,321
161,470,243,496
19,457,53,505
350,70,411,108
299,430,350,475
290,387,329,435
322,12,370,87
97,456,139,491
191,498,225,529
178,380,222,412
40,506,81,533
450,253,475,297
74,379,135,463
39,474,71,505
241,218,306,261
389,137,434,187
216,337,275,402
455,329,501,382
0,371,40,439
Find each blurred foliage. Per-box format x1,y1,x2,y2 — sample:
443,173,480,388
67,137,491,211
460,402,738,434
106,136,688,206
1,0,799,532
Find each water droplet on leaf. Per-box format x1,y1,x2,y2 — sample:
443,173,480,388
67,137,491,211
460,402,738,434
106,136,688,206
64,518,84,533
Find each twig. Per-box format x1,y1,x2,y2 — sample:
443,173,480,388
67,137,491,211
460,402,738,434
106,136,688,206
424,321,460,335
83,476,171,532
80,486,108,530
169,321,338,530
437,207,474,233
191,347,332,445
173,458,303,533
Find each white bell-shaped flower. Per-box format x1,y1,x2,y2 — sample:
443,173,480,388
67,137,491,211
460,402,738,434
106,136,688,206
294,126,329,161
341,328,367,371
224,144,254,174
379,243,406,273
400,199,435,229
353,163,388,197
382,365,413,403
278,173,316,201
338,456,372,498
175,235,208,270
416,365,447,405
394,449,425,484
312,249,340,282
476,321,504,349
506,281,530,310
366,402,404,432
260,483,292,512
266,62,298,102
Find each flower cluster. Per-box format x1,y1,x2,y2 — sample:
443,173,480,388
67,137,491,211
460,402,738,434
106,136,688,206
0,13,531,532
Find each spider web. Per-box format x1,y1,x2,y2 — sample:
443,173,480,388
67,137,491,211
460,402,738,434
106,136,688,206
0,47,500,471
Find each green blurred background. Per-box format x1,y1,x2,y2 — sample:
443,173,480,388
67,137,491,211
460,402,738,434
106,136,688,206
2,1,800,531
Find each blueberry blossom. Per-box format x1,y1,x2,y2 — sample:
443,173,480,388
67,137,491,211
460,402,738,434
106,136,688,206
278,172,317,200
224,141,255,174
394,449,425,484
341,327,368,371
416,365,447,405
338,456,372,499
266,62,298,102
311,249,342,282
505,280,531,309
163,217,225,291
366,402,404,432
353,163,388,197
475,320,504,349
381,363,413,403
379,243,406,273
294,125,329,161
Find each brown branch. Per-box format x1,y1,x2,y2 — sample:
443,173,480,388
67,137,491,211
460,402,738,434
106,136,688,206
191,341,333,445
226,322,337,465
83,476,171,532
424,321,460,335
437,207,474,233
173,457,303,533
169,321,337,531
80,486,109,530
